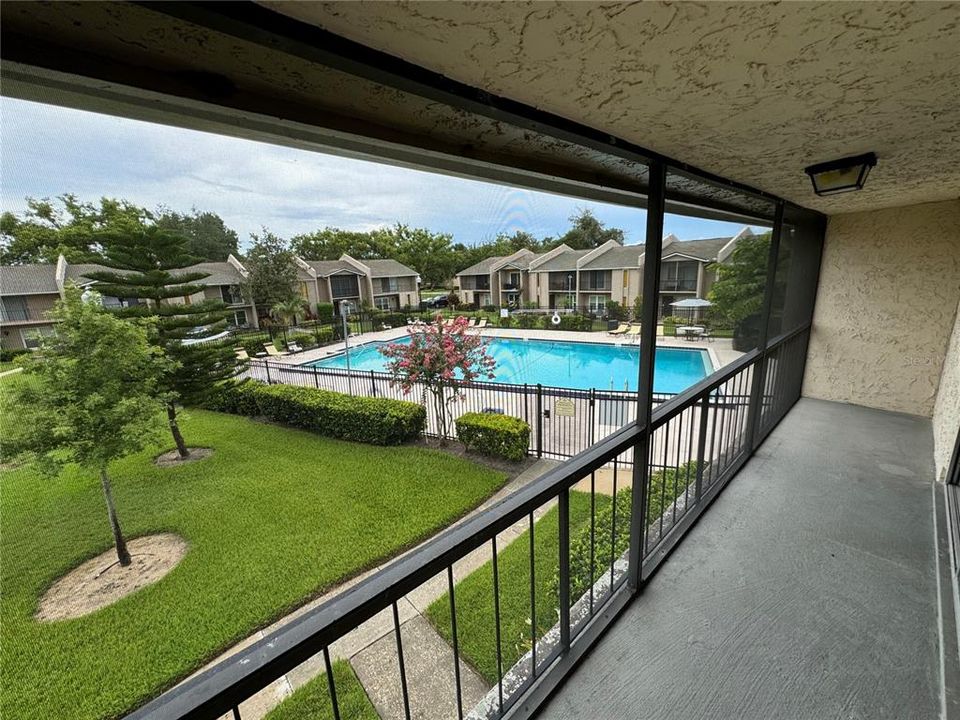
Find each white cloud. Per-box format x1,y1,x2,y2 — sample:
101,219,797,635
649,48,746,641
1,97,761,249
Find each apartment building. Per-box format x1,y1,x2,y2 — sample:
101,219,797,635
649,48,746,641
455,228,754,315
294,255,421,315
0,255,256,351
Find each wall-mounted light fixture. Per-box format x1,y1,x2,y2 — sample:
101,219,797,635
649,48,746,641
804,152,877,196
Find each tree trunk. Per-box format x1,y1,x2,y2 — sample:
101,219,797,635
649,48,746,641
167,402,190,459
433,383,448,444
100,467,131,567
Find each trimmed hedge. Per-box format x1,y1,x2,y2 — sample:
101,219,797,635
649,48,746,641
0,348,29,363
455,412,530,461
204,381,425,445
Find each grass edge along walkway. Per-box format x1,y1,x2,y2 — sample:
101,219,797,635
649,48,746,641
425,462,697,686
263,660,378,720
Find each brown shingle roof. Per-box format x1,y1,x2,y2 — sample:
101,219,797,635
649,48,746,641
365,259,418,278
0,264,59,295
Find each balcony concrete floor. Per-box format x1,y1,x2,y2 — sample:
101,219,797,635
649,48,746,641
539,398,946,720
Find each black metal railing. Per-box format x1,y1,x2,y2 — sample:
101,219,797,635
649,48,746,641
658,278,697,292
246,359,671,459
0,306,41,322
125,322,810,720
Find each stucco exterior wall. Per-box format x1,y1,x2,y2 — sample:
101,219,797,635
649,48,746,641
804,199,960,417
933,296,960,480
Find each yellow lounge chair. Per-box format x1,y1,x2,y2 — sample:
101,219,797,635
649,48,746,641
626,325,642,343
234,347,250,361
264,342,288,357
476,318,488,329
608,323,630,336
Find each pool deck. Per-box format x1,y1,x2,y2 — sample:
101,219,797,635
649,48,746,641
274,325,743,373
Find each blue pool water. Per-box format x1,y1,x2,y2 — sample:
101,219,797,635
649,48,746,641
306,336,712,394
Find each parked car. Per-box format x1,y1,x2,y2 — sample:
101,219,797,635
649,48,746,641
425,295,449,308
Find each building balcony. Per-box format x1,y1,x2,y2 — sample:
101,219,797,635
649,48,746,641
659,279,698,292
0,308,48,324
537,398,948,720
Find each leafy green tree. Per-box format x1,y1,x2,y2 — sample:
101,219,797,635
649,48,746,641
0,195,152,264
291,227,393,260
1,286,171,565
86,225,240,459
242,230,299,308
271,297,307,325
155,207,239,261
557,208,625,250
707,232,771,323
391,224,456,287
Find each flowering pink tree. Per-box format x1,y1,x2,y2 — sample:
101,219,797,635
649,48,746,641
380,315,496,440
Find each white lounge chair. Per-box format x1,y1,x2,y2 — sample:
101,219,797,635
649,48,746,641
476,318,488,329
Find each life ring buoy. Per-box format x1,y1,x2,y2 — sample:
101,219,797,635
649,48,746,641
551,312,562,326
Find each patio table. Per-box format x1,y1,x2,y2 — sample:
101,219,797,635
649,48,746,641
677,326,705,340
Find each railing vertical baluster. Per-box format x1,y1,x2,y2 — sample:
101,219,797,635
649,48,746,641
265,360,272,385
589,470,596,614
492,537,504,715
392,601,412,720
447,566,464,720
695,394,709,501
610,458,618,590
528,511,537,674
313,364,319,389
536,384,543,458
322,647,341,720
558,488,571,651
232,707,241,720
370,369,377,397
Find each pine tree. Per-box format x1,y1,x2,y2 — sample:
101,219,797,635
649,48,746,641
87,225,243,458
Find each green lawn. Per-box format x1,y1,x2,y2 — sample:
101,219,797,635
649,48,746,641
0,410,507,720
425,491,608,684
264,660,377,720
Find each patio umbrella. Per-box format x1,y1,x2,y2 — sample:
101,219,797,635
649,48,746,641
670,297,713,322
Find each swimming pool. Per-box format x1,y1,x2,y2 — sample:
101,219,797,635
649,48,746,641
306,336,712,394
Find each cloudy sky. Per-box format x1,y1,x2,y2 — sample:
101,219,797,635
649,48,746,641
1,98,762,249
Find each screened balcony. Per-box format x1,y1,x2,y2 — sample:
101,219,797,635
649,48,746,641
3,4,958,720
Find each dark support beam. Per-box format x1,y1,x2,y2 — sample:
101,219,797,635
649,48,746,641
627,160,666,591
745,201,785,452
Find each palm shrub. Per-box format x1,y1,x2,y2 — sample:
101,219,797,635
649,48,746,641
271,297,307,326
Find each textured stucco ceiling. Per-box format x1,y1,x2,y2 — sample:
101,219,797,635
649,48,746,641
263,1,960,216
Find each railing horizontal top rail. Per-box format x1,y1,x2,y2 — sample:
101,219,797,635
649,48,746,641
650,321,810,428
126,417,643,720
130,320,810,720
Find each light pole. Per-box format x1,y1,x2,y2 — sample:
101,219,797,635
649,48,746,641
341,301,354,395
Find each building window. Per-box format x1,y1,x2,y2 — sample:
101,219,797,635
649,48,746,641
221,285,243,304
379,277,399,293
330,274,360,299
0,296,29,322
299,282,310,300
20,326,54,350
232,309,248,327
587,294,607,313
374,295,397,311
